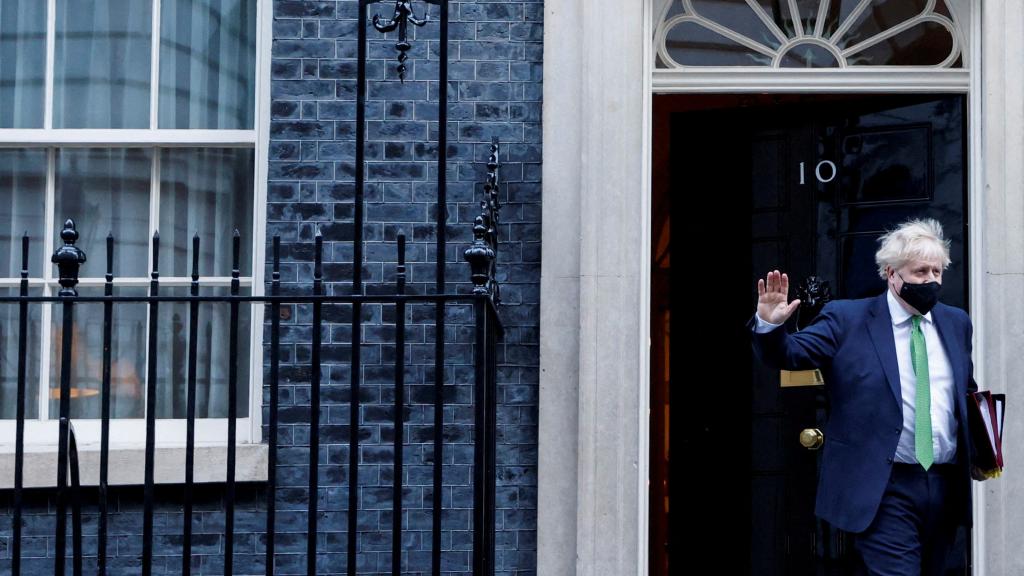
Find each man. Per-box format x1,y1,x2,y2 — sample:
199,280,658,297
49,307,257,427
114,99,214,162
751,218,975,576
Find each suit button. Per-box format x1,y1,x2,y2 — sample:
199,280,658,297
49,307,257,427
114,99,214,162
886,457,894,464
895,427,901,434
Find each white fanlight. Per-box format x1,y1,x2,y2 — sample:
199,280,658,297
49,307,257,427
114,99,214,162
654,0,965,69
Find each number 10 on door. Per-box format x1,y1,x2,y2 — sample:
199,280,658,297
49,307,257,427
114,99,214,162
799,161,837,185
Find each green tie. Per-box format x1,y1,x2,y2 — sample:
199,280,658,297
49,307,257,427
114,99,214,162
911,315,933,470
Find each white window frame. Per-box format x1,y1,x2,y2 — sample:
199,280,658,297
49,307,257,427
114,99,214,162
0,0,272,463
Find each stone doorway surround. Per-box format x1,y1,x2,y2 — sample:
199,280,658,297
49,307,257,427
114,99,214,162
538,1,1024,575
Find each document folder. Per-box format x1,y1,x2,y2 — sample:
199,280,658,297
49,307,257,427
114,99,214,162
967,390,1005,481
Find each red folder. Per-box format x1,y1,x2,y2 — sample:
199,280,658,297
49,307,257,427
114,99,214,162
967,390,1005,480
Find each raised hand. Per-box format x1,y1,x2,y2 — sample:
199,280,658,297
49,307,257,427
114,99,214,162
757,270,801,325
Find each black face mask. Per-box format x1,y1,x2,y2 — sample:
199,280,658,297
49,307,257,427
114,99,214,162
897,272,941,315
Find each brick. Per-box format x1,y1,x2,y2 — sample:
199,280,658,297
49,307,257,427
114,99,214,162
273,39,336,58
476,22,511,41
319,59,358,79
475,60,510,83
271,59,301,79
271,80,335,99
268,161,335,180
511,22,544,41
270,120,334,139
460,3,523,21
275,1,336,18
458,81,512,101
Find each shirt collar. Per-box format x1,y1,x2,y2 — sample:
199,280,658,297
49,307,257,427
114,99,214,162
887,289,932,326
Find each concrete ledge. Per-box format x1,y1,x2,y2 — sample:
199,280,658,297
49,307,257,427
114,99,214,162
0,444,269,489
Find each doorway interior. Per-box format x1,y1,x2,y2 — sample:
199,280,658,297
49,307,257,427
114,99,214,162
651,93,970,575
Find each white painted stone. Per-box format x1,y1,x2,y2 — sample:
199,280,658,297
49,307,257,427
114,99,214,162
538,0,583,572
978,3,1024,573
0,444,269,488
539,0,648,574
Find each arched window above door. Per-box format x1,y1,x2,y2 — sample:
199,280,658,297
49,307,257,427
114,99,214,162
654,1,966,69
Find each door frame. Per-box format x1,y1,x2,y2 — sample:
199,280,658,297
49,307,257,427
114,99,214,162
539,1,986,575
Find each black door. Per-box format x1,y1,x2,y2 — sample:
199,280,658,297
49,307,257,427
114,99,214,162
670,94,968,575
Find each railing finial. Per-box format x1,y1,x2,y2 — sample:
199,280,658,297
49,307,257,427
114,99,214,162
51,219,87,297
372,0,430,82
466,216,494,295
464,138,501,302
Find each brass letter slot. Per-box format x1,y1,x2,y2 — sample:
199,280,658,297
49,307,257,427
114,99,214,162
780,369,824,387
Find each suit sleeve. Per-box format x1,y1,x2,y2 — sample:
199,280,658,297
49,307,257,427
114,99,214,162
749,301,842,371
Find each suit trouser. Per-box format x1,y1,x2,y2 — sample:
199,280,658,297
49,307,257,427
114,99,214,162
853,463,960,576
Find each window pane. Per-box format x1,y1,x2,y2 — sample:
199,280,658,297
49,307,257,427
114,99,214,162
155,287,251,419
752,0,798,38
0,288,41,419
159,0,256,129
792,0,821,34
664,20,773,67
831,0,930,50
54,0,152,128
55,148,152,278
779,44,840,68
159,148,254,277
690,1,782,50
0,149,46,278
0,0,46,128
846,21,955,66
50,287,146,419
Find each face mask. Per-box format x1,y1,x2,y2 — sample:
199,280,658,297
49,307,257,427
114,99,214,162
896,272,941,315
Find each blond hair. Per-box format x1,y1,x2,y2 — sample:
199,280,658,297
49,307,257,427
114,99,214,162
874,218,952,279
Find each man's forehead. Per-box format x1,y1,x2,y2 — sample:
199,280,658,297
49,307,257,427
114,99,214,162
903,258,944,269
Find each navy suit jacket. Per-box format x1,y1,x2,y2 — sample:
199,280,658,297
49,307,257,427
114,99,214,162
750,292,976,533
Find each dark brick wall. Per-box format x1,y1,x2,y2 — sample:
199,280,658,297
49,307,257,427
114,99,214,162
0,1,541,575
267,1,541,574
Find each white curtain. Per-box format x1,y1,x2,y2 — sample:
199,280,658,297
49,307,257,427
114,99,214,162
53,0,152,128
0,150,44,419
0,0,46,128
54,149,152,419
160,0,256,129
156,148,254,418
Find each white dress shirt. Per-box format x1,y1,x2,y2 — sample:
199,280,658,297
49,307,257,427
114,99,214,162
754,290,958,464
884,290,957,464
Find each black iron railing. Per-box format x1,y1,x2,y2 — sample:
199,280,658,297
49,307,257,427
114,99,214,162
4,137,502,576
3,199,502,576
